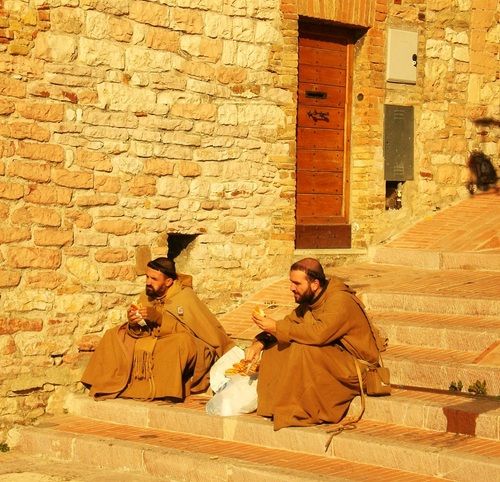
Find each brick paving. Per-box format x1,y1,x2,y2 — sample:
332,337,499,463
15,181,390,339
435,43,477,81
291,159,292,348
381,192,499,253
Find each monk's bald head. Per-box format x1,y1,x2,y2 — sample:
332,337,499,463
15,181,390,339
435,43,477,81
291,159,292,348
290,258,326,286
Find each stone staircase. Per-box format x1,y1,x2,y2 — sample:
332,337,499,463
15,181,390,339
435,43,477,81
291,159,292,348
4,192,500,481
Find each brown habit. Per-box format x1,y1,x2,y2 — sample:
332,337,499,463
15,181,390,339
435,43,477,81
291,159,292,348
256,277,381,430
81,273,234,400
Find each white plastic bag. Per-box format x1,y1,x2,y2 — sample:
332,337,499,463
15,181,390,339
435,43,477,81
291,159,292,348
206,374,258,416
209,345,245,393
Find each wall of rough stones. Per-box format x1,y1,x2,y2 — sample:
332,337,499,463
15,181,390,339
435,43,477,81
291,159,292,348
350,0,499,245
0,0,498,442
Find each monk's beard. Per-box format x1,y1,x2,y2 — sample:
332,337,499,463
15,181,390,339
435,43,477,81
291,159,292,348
146,285,159,298
295,286,315,304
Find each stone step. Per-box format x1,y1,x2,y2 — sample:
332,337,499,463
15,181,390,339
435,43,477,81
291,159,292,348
0,450,169,481
370,310,499,352
327,265,500,317
371,246,500,271
384,344,500,394
9,394,500,482
8,414,444,482
362,290,499,317
347,387,500,441
66,392,500,442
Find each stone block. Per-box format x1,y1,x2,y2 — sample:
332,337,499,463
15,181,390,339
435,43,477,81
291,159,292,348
34,229,73,247
0,181,24,200
0,270,21,288
0,226,31,244
8,160,51,182
52,169,93,189
34,32,77,62
17,141,65,162
16,102,65,122
0,122,50,142
94,219,138,236
0,74,26,98
7,247,61,269
94,175,121,193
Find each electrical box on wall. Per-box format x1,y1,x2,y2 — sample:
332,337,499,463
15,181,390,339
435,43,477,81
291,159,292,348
384,105,414,181
386,28,418,84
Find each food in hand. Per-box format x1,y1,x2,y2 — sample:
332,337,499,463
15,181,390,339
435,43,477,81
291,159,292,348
225,358,259,376
253,306,266,317
131,303,147,327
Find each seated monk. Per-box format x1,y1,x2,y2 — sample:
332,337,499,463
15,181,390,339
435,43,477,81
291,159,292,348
81,257,235,401
244,258,383,430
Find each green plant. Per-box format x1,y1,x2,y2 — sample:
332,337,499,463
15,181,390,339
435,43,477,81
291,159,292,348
468,379,487,396
449,380,463,392
0,444,10,453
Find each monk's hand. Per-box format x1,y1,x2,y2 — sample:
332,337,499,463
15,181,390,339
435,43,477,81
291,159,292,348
127,305,145,327
244,341,263,363
252,312,277,334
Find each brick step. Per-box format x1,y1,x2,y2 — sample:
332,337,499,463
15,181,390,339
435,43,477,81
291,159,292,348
371,247,500,271
384,344,500,394
10,394,500,482
9,414,444,482
369,310,499,352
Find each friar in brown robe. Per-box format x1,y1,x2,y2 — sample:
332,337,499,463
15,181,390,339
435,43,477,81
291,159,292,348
81,257,235,401
245,258,382,430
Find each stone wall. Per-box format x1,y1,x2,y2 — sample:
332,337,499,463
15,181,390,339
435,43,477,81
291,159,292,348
0,0,299,442
0,0,499,443
356,0,500,245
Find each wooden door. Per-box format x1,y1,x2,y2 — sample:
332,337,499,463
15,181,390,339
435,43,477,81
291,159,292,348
296,23,353,249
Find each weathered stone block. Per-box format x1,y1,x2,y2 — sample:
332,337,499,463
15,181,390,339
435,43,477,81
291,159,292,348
94,248,128,263
144,158,175,176
74,193,118,206
34,32,77,62
12,206,61,227
7,247,62,269
65,257,100,283
0,227,31,244
94,175,121,193
146,27,179,51
0,181,25,200
78,37,124,68
8,160,51,182
129,176,157,196
0,270,21,288
102,265,136,281
0,74,26,98
0,122,50,142
94,219,138,236
52,168,93,189
0,98,15,115
0,317,43,335
25,271,67,290
75,149,112,172
34,229,73,247
17,142,65,163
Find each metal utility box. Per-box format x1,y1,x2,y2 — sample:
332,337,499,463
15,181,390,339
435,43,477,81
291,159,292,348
386,28,418,84
384,105,414,181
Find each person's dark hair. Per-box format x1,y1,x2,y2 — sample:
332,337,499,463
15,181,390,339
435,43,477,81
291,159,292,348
147,257,177,280
290,258,327,287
